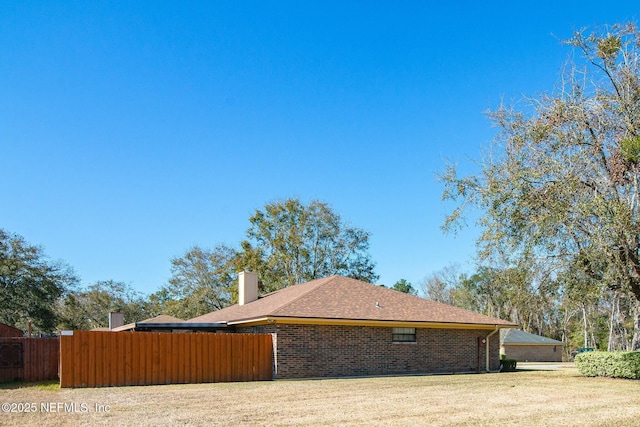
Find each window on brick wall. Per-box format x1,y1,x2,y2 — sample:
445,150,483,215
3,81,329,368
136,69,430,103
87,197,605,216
392,327,416,342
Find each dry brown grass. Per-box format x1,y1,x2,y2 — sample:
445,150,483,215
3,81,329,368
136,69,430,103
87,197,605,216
1,365,639,426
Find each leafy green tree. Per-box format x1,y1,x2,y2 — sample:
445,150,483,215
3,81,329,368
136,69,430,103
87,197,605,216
441,22,640,349
244,198,378,291
159,198,378,316
0,229,77,332
57,280,151,330
152,244,238,319
391,279,417,295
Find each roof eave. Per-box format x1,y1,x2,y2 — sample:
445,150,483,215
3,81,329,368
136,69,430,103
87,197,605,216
227,316,518,329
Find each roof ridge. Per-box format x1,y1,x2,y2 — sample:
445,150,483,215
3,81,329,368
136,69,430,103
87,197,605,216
270,275,339,316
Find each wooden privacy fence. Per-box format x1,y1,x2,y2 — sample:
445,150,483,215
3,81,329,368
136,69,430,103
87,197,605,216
59,331,273,388
0,337,59,383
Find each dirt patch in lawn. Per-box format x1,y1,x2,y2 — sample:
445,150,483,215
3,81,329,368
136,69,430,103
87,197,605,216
1,368,639,426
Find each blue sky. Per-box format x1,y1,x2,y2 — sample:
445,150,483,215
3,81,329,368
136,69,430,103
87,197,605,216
2,1,638,295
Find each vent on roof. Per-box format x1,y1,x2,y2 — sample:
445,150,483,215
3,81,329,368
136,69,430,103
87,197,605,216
238,271,258,306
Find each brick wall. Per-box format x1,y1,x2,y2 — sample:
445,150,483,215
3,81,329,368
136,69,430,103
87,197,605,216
501,344,563,362
240,324,500,379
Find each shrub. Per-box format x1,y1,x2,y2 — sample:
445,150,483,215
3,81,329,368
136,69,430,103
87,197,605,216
574,351,640,379
500,358,517,372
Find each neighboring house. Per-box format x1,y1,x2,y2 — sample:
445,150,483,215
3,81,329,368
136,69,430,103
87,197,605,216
0,323,23,338
112,315,185,332
188,272,517,379
500,329,563,362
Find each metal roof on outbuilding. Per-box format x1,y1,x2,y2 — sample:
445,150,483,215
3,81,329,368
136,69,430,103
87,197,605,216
501,328,562,345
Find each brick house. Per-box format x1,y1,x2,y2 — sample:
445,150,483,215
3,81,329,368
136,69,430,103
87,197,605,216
500,329,563,362
188,273,516,379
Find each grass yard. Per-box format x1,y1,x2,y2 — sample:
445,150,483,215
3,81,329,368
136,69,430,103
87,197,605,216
1,365,639,426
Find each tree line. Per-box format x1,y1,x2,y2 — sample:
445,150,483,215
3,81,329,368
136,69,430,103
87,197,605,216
423,263,635,359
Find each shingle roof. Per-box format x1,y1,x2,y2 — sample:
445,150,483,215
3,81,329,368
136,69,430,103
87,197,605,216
188,275,517,327
138,315,183,324
500,328,562,345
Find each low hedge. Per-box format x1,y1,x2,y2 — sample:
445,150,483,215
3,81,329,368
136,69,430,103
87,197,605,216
574,351,640,379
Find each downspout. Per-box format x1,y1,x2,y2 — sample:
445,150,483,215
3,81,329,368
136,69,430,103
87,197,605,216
485,327,500,372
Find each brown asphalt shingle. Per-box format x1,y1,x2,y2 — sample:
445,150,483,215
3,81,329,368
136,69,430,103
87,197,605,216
188,275,516,327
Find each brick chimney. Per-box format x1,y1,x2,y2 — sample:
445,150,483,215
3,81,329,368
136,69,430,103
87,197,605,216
238,271,258,306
